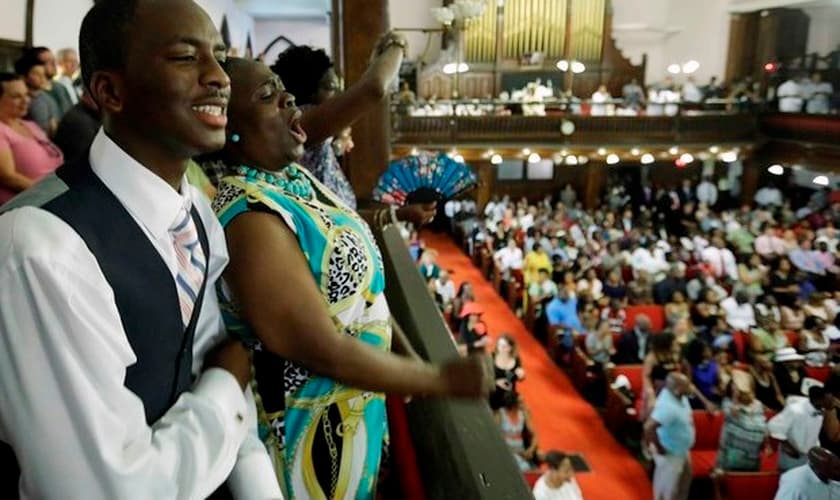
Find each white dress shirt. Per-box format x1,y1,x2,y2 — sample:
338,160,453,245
0,130,280,499
701,246,738,281
778,80,803,113
755,187,783,207
768,396,823,458
495,246,524,271
775,464,840,500
696,181,718,207
533,475,583,500
720,297,757,331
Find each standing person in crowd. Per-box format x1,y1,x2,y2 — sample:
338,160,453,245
775,447,840,500
524,242,552,286
615,314,652,365
419,249,440,279
496,393,539,472
532,450,584,500
778,74,805,113
0,1,282,498
14,55,60,136
55,48,81,104
644,373,695,500
26,46,74,116
769,385,830,471
0,72,63,204
804,72,833,115
696,176,719,208
490,334,526,410
642,333,682,417
546,288,583,350
774,347,808,397
210,57,489,498
52,91,100,161
622,78,645,111
717,371,769,471
435,269,457,313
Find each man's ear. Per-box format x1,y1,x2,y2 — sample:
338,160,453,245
88,70,125,115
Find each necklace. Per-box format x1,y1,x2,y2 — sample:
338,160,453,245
237,165,313,200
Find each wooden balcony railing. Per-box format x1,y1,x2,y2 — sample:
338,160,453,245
391,113,759,146
759,112,840,146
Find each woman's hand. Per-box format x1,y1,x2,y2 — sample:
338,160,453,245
397,202,437,226
439,355,491,398
372,30,408,59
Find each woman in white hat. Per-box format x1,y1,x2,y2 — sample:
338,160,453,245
774,347,808,398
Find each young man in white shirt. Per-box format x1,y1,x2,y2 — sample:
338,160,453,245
0,1,279,498
495,238,524,276
776,447,840,500
720,291,757,332
769,386,830,472
701,236,738,282
532,450,584,500
778,76,804,113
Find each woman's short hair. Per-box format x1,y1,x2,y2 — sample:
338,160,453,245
271,45,332,106
13,54,43,78
0,72,23,97
543,450,568,469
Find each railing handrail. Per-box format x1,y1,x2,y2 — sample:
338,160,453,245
374,226,531,500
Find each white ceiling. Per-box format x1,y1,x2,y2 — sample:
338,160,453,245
236,0,331,19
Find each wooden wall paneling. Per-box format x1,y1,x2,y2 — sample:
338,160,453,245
475,161,496,212
341,0,391,202
725,13,759,82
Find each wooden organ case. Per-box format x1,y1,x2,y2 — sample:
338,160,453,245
417,0,645,100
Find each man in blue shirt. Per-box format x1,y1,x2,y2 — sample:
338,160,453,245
644,373,695,500
545,288,583,350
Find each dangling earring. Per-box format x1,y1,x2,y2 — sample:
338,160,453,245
230,133,241,143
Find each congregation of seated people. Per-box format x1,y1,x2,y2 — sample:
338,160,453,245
443,172,840,494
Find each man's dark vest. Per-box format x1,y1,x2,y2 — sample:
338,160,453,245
0,157,209,497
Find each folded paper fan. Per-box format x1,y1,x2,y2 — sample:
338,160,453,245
373,151,478,206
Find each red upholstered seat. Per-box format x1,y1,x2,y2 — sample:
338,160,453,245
624,305,666,333
691,411,724,478
717,471,780,500
731,331,748,362
690,450,718,478
805,365,832,383
523,471,541,488
784,331,799,347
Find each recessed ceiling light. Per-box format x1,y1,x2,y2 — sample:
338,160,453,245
491,154,503,165
631,148,641,156
606,154,620,165
597,148,607,156
668,146,679,155
814,175,830,186
640,153,655,164
768,164,784,175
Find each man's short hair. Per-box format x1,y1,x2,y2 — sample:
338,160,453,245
544,450,568,469
13,55,43,77
78,0,140,90
0,73,23,97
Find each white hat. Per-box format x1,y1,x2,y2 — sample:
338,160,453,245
774,347,805,363
680,237,695,251
801,377,824,396
611,374,632,391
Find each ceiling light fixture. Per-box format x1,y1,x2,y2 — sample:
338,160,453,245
767,164,784,176
606,154,620,165
814,175,830,186
491,154,503,165
528,152,541,163
640,153,655,165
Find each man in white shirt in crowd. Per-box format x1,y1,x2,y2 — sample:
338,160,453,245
720,291,757,331
769,385,830,472
755,183,783,208
755,223,787,259
778,74,804,113
682,77,703,104
529,268,559,305
495,238,524,277
435,269,457,306
702,236,738,282
55,48,80,104
0,1,279,498
804,72,834,115
775,447,840,500
696,176,718,208
532,450,584,500
631,240,669,280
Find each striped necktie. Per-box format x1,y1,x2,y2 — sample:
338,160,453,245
170,208,207,327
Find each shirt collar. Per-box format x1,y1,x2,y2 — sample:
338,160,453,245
89,129,193,240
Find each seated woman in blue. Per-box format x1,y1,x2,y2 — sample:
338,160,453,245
210,58,488,500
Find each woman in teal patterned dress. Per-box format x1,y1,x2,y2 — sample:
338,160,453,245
211,58,487,499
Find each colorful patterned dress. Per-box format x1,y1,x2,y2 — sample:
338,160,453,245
212,164,391,500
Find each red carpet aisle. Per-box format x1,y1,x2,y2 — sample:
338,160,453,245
423,232,652,500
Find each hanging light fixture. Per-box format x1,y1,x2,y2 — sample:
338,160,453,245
528,152,542,163
491,154,503,165
606,154,620,165
640,153,655,165
814,175,830,186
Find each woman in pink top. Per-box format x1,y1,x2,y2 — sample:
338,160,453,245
0,73,63,204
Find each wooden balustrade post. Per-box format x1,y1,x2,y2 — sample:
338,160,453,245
340,0,391,204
